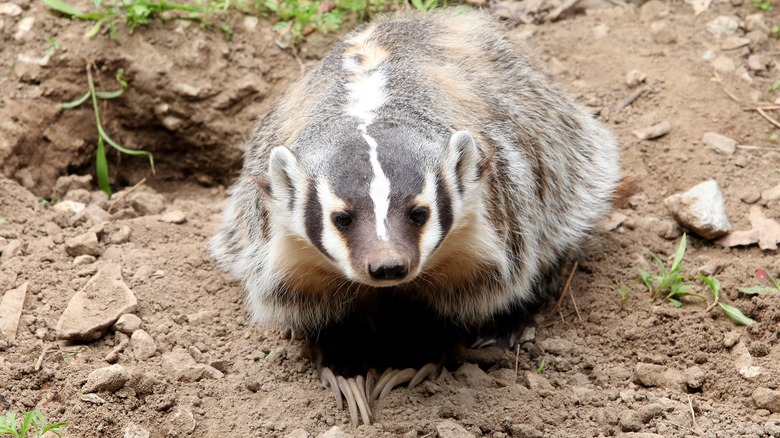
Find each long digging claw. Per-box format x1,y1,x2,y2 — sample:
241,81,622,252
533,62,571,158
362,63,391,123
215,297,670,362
349,377,372,425
370,368,397,402
319,367,343,411
378,368,416,401
337,376,359,427
365,369,377,403
408,362,438,389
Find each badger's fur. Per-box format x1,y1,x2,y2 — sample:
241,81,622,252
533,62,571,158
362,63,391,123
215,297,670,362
211,10,620,370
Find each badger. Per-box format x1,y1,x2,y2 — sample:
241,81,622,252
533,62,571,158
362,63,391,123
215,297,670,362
211,9,620,424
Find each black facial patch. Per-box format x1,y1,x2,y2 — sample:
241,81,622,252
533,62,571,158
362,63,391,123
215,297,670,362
434,173,453,249
304,182,332,260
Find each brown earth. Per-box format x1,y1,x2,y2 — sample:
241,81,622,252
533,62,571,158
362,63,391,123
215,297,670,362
1,0,780,437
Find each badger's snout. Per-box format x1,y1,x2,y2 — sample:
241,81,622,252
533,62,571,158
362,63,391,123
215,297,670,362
368,259,409,281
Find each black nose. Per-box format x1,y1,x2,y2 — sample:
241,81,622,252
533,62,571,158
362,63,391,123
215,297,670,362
368,262,408,280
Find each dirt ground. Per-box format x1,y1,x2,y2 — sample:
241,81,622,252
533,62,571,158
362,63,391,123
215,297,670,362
1,0,780,436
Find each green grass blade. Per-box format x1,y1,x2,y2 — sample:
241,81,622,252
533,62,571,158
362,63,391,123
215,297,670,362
42,0,83,17
59,91,90,109
670,234,687,272
96,136,112,198
668,298,683,308
84,20,103,38
699,275,720,301
718,302,755,325
97,125,155,172
638,270,654,292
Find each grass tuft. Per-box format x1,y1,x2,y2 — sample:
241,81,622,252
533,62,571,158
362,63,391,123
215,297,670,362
0,409,69,438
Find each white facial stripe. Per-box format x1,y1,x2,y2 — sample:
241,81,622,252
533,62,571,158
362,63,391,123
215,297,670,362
416,173,442,265
342,54,391,241
316,179,356,277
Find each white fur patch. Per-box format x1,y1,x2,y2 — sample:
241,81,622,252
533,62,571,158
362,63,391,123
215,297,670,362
415,173,442,271
316,178,357,277
342,55,391,241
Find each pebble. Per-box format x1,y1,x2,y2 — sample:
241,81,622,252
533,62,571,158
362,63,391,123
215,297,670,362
0,239,21,264
13,16,34,40
753,387,780,413
161,349,197,375
721,36,750,51
639,0,669,21
744,13,769,33
0,3,22,15
65,232,100,257
706,15,739,37
684,366,706,390
663,180,731,239
56,263,138,340
73,255,96,265
112,226,132,244
158,210,187,224
82,364,131,393
129,192,166,216
52,174,92,199
723,330,740,348
64,188,92,204
437,420,475,438
186,310,217,325
243,16,259,31
0,282,27,341
632,363,686,392
175,364,224,382
638,403,664,423
702,132,737,155
123,423,151,438
115,314,143,334
524,371,555,396
540,337,576,355
162,408,196,435
747,54,770,72
626,70,647,88
520,326,536,343
619,410,642,432
650,21,677,45
762,184,780,202
633,121,672,140
286,429,310,438
712,55,736,74
740,189,761,204
319,426,350,438
52,200,86,215
453,362,495,388
131,329,157,360
80,393,107,404
69,205,111,228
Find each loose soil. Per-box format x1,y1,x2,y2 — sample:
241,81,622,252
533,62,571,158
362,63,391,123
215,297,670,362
1,0,780,437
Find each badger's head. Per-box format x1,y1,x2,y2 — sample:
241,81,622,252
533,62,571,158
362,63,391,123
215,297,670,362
264,127,484,288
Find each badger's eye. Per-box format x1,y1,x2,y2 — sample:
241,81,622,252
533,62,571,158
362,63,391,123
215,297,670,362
332,212,354,231
409,206,429,226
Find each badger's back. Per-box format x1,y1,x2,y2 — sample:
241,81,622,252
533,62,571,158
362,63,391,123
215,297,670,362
211,10,620,340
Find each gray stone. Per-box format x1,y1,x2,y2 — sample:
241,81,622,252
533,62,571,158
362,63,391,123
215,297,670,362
129,192,166,216
453,362,494,388
638,403,664,423
741,189,761,204
626,70,647,88
52,174,92,199
163,408,196,436
80,393,107,404
114,314,143,334
524,371,555,396
0,282,27,341
161,349,197,375
540,337,576,355
0,239,21,264
73,255,96,265
131,329,157,360
619,410,642,432
56,263,138,340
723,331,740,348
123,423,151,438
319,426,350,438
664,180,731,239
112,226,131,244
753,387,780,413
0,3,23,16
703,132,737,155
633,363,686,392
175,364,224,382
52,200,85,215
158,210,186,224
69,204,111,228
65,232,100,257
437,420,476,438
706,15,739,37
684,366,706,389
82,364,130,393
633,121,672,140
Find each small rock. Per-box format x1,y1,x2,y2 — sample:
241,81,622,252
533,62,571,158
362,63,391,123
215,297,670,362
0,3,23,15
702,132,737,155
619,410,642,432
319,426,350,438
186,310,217,325
52,174,92,199
747,54,770,72
65,188,92,204
638,403,664,423
82,364,130,393
739,366,762,380
65,232,100,257
633,363,686,392
52,200,86,215
640,0,669,21
744,13,770,33
243,16,258,31
13,16,34,41
540,337,576,355
437,420,475,438
593,24,609,38
161,350,197,375
524,371,554,395
684,366,706,390
175,364,224,382
712,55,736,74
633,121,672,140
56,263,138,340
519,326,536,343
626,70,647,88
80,393,107,404
129,192,166,216
740,189,761,204
0,282,27,341
158,210,186,224
163,408,196,436
112,226,131,244
650,21,677,45
723,330,740,348
453,362,494,388
131,329,157,360
0,239,21,264
123,423,151,438
286,429,310,438
73,255,96,265
69,205,111,228
753,387,780,413
114,314,143,334
664,180,731,239
762,184,780,202
721,36,750,50
706,15,739,37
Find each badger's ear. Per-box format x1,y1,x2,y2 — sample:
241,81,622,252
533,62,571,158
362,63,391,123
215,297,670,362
447,131,480,185
268,147,305,205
